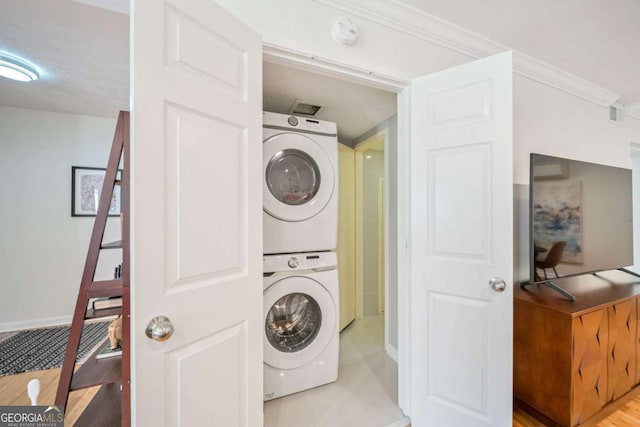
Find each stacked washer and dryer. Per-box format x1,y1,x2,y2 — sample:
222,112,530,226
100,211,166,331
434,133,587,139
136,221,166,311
262,111,340,401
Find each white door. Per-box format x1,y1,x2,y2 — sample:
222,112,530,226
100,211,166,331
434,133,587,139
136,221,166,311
131,0,262,425
409,52,513,426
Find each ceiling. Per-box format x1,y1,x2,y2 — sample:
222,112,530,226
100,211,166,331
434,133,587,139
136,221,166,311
0,1,128,118
401,0,640,104
263,62,397,144
0,0,638,130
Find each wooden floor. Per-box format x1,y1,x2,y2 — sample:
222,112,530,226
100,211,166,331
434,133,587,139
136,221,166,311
0,368,98,426
3,367,640,426
513,407,546,426
514,387,640,426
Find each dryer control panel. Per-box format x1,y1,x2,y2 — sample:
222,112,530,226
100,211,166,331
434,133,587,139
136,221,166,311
263,111,337,136
263,251,337,273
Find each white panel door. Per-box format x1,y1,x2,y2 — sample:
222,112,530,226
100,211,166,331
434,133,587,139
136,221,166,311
409,52,513,426
131,1,262,425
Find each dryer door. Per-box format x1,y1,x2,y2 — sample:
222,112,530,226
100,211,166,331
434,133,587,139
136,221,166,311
263,275,337,370
263,132,335,222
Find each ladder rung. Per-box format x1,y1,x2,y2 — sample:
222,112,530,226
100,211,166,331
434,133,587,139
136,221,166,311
88,280,123,298
86,306,122,320
70,343,121,391
115,179,122,186
101,240,122,249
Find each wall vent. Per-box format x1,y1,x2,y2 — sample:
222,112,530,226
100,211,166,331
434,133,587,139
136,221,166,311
610,105,624,124
289,100,324,117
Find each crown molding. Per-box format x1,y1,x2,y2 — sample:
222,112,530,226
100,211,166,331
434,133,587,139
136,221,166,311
315,0,620,106
316,0,498,58
625,103,640,120
512,53,619,107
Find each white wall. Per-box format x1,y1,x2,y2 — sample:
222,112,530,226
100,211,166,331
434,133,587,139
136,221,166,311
217,0,472,82
513,76,640,281
0,106,121,331
514,76,637,183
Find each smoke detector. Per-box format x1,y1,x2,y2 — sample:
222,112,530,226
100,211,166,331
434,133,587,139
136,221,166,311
289,100,324,117
332,16,358,46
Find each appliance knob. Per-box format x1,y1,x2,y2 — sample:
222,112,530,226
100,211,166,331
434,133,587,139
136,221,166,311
287,116,299,126
288,257,299,269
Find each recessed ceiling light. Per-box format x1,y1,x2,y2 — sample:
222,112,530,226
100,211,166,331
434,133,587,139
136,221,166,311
0,53,39,82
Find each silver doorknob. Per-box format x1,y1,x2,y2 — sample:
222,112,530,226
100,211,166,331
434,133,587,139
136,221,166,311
145,316,174,341
490,277,506,292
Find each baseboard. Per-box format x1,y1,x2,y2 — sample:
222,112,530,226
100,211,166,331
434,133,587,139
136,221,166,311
384,416,410,427
386,342,398,363
0,315,72,333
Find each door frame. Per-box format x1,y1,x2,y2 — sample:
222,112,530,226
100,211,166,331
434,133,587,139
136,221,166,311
353,129,394,360
263,46,413,414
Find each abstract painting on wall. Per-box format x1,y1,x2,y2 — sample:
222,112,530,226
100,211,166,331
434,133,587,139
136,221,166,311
71,166,121,217
532,179,583,263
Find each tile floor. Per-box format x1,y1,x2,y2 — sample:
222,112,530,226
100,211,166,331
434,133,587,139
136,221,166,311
264,315,408,427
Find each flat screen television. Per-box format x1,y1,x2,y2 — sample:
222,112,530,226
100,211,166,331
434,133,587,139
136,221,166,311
528,153,634,300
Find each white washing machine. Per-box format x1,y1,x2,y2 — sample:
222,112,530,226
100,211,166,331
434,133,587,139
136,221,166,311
263,111,338,254
263,251,339,401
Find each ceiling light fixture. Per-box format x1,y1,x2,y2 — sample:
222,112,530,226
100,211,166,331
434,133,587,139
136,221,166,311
0,53,39,82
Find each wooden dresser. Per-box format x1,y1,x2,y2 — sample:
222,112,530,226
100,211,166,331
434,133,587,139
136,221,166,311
514,270,640,426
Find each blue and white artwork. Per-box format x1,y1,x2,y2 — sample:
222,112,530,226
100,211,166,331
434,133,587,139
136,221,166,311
532,179,583,263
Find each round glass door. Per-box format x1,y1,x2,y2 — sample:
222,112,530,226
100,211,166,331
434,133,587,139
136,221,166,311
263,133,335,222
263,275,336,370
265,149,321,206
265,293,322,353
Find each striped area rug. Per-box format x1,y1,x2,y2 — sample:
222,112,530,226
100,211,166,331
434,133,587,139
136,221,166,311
0,321,110,376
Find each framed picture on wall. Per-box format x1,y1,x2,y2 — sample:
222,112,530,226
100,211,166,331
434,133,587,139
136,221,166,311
71,166,122,217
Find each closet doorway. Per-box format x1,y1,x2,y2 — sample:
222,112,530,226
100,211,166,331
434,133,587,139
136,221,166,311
263,60,404,426
355,130,387,320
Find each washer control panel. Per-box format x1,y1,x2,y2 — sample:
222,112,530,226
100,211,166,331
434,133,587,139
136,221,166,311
263,251,337,273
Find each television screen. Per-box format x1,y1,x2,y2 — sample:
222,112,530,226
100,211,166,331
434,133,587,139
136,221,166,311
529,154,633,285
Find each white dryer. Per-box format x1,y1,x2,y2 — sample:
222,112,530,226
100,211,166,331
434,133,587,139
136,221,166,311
263,111,338,254
263,251,339,401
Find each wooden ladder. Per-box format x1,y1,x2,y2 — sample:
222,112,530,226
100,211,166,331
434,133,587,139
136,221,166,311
55,111,130,426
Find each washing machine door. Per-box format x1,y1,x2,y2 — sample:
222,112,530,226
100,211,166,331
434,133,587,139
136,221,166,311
263,132,335,222
263,275,337,370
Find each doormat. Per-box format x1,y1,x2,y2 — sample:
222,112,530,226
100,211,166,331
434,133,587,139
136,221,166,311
0,321,110,377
